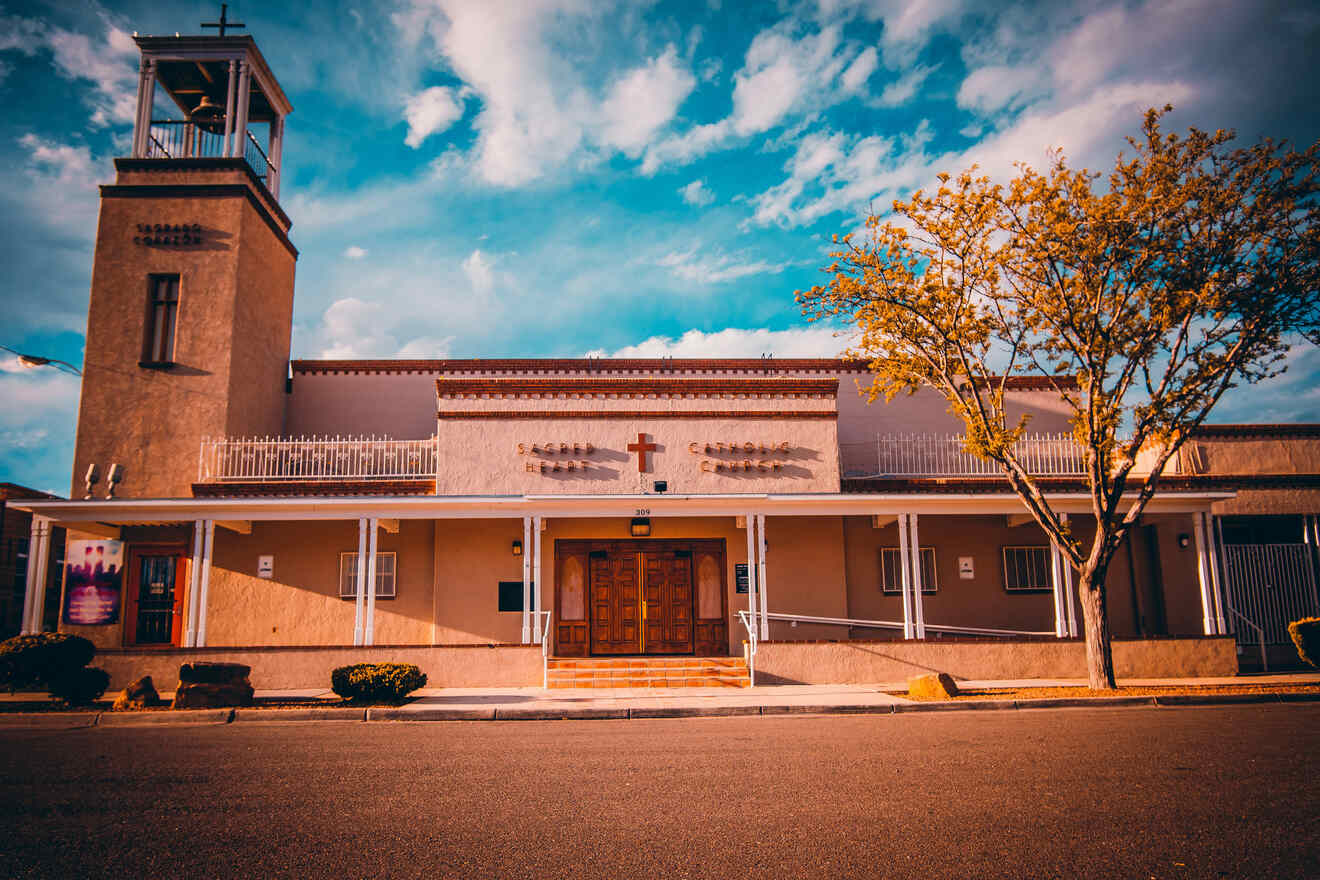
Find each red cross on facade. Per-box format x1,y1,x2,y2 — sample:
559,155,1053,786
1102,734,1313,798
626,432,658,472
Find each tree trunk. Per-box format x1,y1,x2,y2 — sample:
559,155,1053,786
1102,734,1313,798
1077,566,1117,690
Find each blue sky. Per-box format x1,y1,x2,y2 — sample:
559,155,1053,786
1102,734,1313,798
2,0,1319,494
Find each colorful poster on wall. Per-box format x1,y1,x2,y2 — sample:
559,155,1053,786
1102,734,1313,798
62,539,124,625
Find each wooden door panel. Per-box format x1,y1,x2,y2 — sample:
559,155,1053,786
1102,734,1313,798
591,551,640,654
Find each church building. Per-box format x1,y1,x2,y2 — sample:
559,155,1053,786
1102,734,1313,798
12,29,1320,689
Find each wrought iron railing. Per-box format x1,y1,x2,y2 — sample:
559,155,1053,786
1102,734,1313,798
144,120,275,183
198,436,439,483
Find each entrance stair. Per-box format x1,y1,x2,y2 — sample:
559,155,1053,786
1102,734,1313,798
546,657,750,689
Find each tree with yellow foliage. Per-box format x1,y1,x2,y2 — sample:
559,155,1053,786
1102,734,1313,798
798,108,1320,689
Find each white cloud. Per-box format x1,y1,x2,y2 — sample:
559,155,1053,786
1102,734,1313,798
657,249,791,284
398,1,697,185
585,326,851,358
0,358,81,494
598,46,696,155
957,64,1043,115
678,179,714,206
462,249,495,292
839,46,878,93
43,21,138,127
403,85,465,148
343,245,368,259
395,335,457,359
876,64,934,107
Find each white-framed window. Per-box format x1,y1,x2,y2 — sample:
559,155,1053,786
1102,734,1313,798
1002,546,1051,591
338,551,396,599
879,547,938,594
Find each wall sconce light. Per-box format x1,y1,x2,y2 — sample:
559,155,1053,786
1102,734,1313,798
512,540,523,556
630,517,651,537
1178,533,1191,549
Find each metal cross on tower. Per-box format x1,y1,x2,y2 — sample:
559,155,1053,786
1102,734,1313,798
201,4,246,37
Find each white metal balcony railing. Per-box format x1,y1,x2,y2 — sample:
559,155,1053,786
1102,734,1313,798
198,436,438,483
853,432,1088,478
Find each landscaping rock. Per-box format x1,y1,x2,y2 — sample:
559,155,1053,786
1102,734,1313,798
178,662,251,685
112,675,160,711
172,662,253,709
907,673,959,700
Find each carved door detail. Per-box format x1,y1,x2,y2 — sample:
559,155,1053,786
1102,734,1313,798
590,550,640,654
560,539,727,657
642,551,694,654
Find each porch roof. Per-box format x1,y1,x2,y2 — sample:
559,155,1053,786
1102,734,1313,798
9,488,1233,529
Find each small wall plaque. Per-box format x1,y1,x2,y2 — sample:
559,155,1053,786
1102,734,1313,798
257,555,274,579
958,556,974,579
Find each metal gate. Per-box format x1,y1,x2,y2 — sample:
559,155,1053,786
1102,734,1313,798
1222,543,1320,644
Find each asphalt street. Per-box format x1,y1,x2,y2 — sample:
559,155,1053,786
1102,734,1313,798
2,704,1317,879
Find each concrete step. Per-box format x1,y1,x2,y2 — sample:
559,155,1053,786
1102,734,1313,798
546,656,750,689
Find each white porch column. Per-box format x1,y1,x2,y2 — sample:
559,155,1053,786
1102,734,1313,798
222,59,239,157
132,58,156,157
1063,546,1078,637
1202,511,1227,635
231,60,251,160
521,516,532,643
897,513,915,639
1193,511,1218,635
268,114,284,198
1050,513,1074,638
532,515,544,644
908,513,926,639
184,519,205,646
756,513,769,639
352,517,368,645
744,512,756,630
364,518,379,646
195,520,216,647
20,516,51,634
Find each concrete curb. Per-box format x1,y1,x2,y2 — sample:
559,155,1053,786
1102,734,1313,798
97,708,234,726
233,707,367,722
368,706,495,721
2,691,1317,728
0,712,99,729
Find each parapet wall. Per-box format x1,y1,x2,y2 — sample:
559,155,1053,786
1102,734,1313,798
751,636,1238,684
94,644,543,690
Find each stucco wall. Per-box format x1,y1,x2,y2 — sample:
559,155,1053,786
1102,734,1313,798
205,519,435,646
73,164,295,500
93,644,541,690
753,636,1238,684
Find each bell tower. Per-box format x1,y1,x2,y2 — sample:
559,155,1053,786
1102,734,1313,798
71,17,297,499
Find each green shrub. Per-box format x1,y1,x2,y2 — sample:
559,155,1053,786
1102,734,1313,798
1289,617,1320,669
0,633,96,692
331,663,427,703
49,667,111,706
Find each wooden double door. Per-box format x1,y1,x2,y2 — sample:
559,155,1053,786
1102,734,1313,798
554,540,728,656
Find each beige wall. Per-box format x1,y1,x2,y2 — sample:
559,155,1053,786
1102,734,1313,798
836,513,1210,641
72,164,295,500
206,519,434,646
754,636,1238,684
94,644,542,690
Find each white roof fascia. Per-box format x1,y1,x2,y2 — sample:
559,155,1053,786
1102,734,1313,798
10,490,1232,523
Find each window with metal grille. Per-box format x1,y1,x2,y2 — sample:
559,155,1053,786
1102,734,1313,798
879,547,938,593
142,274,180,365
338,551,396,598
1002,546,1051,591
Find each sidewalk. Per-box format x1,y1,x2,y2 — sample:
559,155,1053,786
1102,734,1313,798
4,672,1319,724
